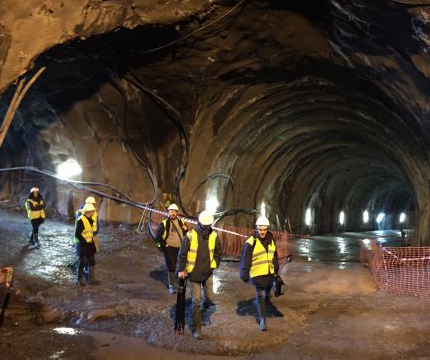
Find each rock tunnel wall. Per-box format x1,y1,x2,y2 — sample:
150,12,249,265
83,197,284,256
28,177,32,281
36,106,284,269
1,0,430,242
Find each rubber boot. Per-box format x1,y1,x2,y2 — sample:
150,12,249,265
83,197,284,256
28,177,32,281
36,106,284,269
257,300,267,331
168,271,176,294
192,307,202,339
33,233,40,248
83,265,89,282
75,265,85,286
29,232,34,245
88,266,99,285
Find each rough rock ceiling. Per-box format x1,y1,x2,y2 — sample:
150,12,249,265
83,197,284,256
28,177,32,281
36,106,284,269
1,0,430,241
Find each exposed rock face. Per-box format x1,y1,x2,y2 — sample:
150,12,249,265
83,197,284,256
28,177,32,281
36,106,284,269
1,0,430,241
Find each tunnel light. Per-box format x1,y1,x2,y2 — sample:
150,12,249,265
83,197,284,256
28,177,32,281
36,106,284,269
363,210,369,223
205,197,219,214
305,208,312,226
339,211,345,225
56,159,82,179
261,201,266,217
376,213,385,224
399,212,406,223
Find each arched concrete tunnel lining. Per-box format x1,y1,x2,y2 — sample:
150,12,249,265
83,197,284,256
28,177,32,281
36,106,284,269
193,68,419,233
1,0,430,241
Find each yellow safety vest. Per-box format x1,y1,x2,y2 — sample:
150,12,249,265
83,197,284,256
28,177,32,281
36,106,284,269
186,229,218,273
76,208,98,233
162,217,186,240
25,199,46,220
74,215,94,244
247,236,276,278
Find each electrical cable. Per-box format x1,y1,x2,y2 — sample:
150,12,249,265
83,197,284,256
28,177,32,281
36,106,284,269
140,0,249,55
0,166,261,241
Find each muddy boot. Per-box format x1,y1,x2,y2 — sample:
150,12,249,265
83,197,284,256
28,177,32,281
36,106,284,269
192,307,202,339
257,300,267,331
83,265,89,282
88,266,99,285
75,266,85,286
33,233,40,248
168,271,176,294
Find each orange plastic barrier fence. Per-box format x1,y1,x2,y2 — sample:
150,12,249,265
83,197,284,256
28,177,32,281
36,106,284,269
360,240,430,299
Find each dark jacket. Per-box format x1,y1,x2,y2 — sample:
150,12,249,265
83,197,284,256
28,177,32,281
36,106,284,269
75,216,96,257
240,231,279,288
26,193,46,210
155,217,187,248
177,223,222,283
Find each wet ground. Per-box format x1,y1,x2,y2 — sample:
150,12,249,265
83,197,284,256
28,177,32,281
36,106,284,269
0,208,429,360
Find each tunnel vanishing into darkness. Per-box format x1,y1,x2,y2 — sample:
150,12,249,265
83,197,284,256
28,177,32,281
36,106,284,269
1,0,430,242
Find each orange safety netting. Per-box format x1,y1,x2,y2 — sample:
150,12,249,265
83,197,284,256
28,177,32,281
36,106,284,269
360,240,430,299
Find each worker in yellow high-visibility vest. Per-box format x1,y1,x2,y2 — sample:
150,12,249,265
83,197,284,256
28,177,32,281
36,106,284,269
240,215,279,331
24,187,46,249
177,210,222,340
74,203,97,286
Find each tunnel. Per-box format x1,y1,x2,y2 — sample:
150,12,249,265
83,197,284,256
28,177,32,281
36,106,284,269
1,0,429,242
3,1,430,358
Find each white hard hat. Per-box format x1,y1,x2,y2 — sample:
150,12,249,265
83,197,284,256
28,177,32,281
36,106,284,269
198,210,214,226
167,203,179,211
30,187,39,193
256,216,270,227
85,196,96,204
83,203,96,213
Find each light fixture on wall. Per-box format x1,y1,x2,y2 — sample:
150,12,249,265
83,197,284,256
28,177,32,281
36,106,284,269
339,211,345,225
363,210,369,223
205,196,219,214
305,208,312,226
376,213,385,224
261,201,266,217
56,159,82,179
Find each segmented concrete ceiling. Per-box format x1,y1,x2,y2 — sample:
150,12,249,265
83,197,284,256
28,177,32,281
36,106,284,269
1,0,430,240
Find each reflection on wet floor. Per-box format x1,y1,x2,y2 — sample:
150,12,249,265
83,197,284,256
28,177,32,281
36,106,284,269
288,229,406,264
53,327,83,335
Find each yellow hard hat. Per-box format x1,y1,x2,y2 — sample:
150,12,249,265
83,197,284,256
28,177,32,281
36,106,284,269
85,196,96,204
83,203,96,213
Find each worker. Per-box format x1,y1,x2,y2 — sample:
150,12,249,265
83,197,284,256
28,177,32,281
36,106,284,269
74,203,97,286
24,187,46,249
177,210,222,340
155,203,188,294
76,196,100,251
240,215,279,331
75,196,99,250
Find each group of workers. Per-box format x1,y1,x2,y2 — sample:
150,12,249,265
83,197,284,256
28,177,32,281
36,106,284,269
25,188,100,286
25,188,280,339
156,204,279,339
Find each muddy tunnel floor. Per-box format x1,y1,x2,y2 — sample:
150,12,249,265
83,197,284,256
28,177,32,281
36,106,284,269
0,208,430,360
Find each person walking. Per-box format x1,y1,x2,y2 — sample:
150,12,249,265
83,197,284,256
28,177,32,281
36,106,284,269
24,187,46,249
177,210,222,339
74,203,97,286
240,216,279,331
155,203,188,294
